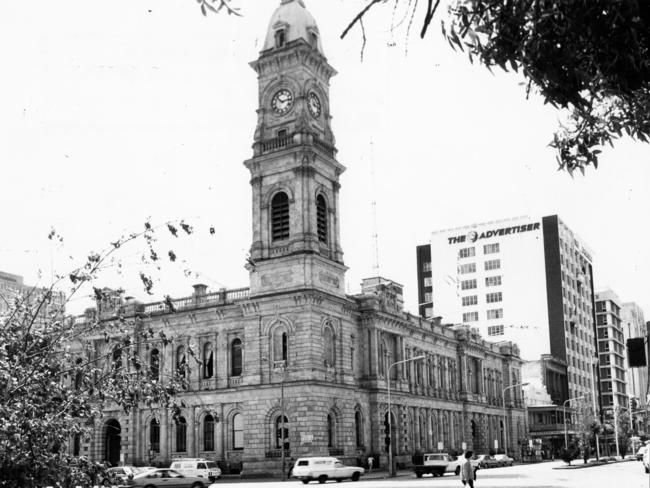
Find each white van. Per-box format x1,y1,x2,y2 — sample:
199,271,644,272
291,456,364,483
169,458,221,481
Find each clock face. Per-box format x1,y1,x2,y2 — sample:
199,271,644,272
271,89,294,115
307,91,321,118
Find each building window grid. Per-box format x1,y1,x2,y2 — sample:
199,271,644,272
459,263,476,274
485,276,502,287
483,243,500,254
487,325,504,336
459,247,475,259
460,279,477,290
486,292,502,303
463,311,479,322
487,308,503,320
462,295,478,307
484,259,501,271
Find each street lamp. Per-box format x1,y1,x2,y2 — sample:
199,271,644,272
386,355,426,477
263,357,287,479
502,382,529,457
563,395,587,449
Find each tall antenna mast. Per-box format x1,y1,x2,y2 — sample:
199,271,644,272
370,140,380,274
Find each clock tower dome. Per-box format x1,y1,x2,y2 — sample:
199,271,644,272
245,0,346,297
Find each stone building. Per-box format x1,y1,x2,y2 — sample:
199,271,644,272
72,0,526,475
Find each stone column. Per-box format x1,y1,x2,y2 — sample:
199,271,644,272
188,406,196,457
217,404,224,460
160,409,169,462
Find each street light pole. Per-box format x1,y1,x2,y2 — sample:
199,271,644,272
280,361,286,479
589,359,600,459
563,395,586,449
502,382,529,457
387,355,426,477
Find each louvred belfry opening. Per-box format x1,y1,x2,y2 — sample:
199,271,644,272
271,192,290,241
317,194,327,243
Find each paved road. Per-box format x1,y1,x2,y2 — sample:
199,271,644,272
212,460,650,487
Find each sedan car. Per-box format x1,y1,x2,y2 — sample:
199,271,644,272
493,454,514,467
475,455,499,469
119,468,207,488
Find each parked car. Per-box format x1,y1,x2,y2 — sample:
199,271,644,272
102,466,140,485
414,453,479,477
119,468,207,488
493,454,514,467
643,447,650,473
636,445,647,461
475,454,499,469
291,456,364,484
413,453,450,477
169,459,221,481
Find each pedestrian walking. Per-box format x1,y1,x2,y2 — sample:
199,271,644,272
461,451,476,488
367,455,374,473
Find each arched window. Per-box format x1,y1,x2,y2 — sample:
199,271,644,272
204,414,215,451
112,346,122,371
150,349,160,380
415,355,423,385
271,192,290,241
275,415,289,449
73,434,80,456
150,419,160,452
273,328,288,363
232,413,244,450
327,414,335,448
203,342,214,379
231,338,242,376
74,358,83,390
275,29,285,48
355,411,363,447
316,194,327,243
176,417,187,453
499,420,505,451
323,326,335,367
176,346,186,379
378,340,386,377
419,415,426,448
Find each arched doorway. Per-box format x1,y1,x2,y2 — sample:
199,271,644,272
105,419,121,466
471,419,478,449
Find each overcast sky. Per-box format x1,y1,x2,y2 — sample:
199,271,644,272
2,0,649,318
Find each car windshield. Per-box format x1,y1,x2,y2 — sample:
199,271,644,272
205,462,218,468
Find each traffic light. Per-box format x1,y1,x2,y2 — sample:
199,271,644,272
627,338,647,367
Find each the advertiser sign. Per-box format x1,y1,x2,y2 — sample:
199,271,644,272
448,222,540,244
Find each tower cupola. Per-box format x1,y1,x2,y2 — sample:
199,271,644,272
262,0,324,55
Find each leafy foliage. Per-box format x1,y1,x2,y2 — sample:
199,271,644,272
0,221,211,487
340,0,650,174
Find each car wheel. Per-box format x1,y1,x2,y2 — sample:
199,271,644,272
454,466,460,475
351,472,360,481
144,485,156,488
191,483,204,488
416,472,423,478
302,480,310,484
645,466,649,474
318,474,328,484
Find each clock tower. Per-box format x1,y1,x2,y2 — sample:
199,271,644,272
245,0,347,298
